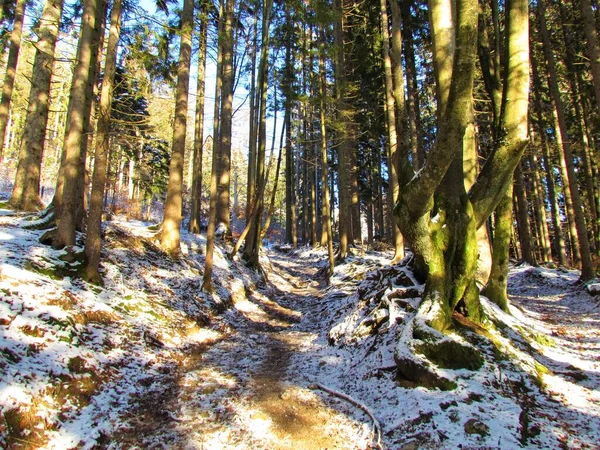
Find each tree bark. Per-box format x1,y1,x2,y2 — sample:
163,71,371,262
260,118,285,241
531,51,567,265
9,0,64,211
514,162,536,265
537,2,595,279
203,0,226,292
0,0,26,162
396,0,479,331
84,0,123,282
333,0,352,260
244,0,273,267
53,0,106,249
580,0,600,116
395,0,529,331
159,0,194,256
528,149,552,263
216,0,235,234
428,0,455,119
400,0,424,169
246,5,259,219
319,27,335,277
483,184,513,311
189,6,209,234
381,0,404,264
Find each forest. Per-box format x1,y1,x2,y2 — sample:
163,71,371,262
0,0,599,447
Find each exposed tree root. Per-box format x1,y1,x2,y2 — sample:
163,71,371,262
309,382,382,449
394,298,484,391
24,207,56,231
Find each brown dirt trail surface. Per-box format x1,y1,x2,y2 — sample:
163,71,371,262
113,250,370,449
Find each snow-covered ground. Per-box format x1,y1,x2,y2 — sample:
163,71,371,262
0,210,599,449
308,252,600,449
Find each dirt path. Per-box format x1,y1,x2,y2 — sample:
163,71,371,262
115,250,369,449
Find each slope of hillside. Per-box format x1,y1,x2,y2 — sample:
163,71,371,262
1,209,599,449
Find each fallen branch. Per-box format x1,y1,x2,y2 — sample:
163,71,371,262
309,382,382,449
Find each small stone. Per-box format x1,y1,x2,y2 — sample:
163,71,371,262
464,418,489,437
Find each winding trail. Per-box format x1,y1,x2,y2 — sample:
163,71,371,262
116,250,370,449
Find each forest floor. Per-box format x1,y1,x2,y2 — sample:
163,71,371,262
0,209,599,449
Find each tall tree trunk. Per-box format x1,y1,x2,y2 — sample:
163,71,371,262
428,0,455,118
398,0,528,329
376,147,385,236
309,122,318,246
9,0,64,211
349,146,361,245
381,0,404,264
301,38,310,245
84,0,123,282
246,4,259,219
0,0,26,162
53,0,106,249
514,162,536,265
261,118,285,241
189,7,209,233
284,53,297,247
216,0,235,234
333,0,352,260
396,0,479,330
538,3,595,279
559,2,600,255
203,0,226,291
80,0,108,223
528,148,552,263
531,51,567,265
580,0,600,116
575,74,600,253
244,0,273,267
319,28,335,277
211,0,224,227
202,125,220,291
159,0,194,256
483,184,513,311
283,3,296,247
400,0,424,169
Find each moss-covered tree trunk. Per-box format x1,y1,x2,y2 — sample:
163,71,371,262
394,0,529,387
483,184,513,311
395,0,529,330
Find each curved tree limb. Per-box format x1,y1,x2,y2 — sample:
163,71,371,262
469,0,530,229
309,383,382,449
401,0,479,216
